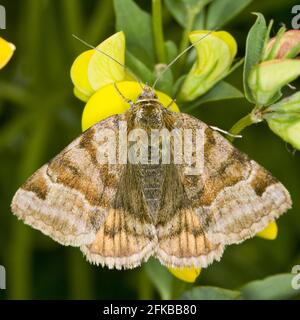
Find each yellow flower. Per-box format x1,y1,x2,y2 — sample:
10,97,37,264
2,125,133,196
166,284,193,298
0,37,15,69
168,266,201,283
168,267,201,282
71,31,132,102
256,221,278,240
179,30,237,101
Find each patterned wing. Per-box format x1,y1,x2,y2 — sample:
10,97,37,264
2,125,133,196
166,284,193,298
155,112,292,268
11,115,124,246
11,113,157,269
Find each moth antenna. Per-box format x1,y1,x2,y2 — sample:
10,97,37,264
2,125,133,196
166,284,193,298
113,83,134,107
152,29,217,89
72,34,143,90
210,126,242,139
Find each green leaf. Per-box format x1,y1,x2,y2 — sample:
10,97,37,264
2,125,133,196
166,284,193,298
181,286,241,300
240,274,299,300
125,51,155,84
194,10,206,29
144,258,173,300
243,12,267,103
165,40,178,64
113,0,155,67
165,0,210,29
206,0,253,29
185,81,244,111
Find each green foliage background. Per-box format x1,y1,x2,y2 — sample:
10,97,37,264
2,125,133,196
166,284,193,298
0,0,299,299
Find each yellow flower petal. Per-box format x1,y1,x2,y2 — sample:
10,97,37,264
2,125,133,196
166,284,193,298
211,31,237,59
88,31,126,91
71,49,95,99
0,37,15,69
82,81,179,131
179,30,237,101
256,221,278,240
73,87,90,103
168,266,201,283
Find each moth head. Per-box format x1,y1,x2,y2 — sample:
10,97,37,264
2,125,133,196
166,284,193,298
133,86,164,128
136,84,158,102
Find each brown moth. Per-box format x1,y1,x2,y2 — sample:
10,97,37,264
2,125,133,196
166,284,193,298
11,32,292,270
11,84,292,270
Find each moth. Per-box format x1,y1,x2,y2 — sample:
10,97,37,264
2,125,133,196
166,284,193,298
11,35,292,270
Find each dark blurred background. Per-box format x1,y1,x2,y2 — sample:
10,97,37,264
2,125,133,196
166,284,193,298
0,0,299,299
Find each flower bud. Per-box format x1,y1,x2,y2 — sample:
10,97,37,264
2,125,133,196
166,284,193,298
265,29,300,59
248,28,300,106
179,30,237,101
264,91,300,150
248,59,300,106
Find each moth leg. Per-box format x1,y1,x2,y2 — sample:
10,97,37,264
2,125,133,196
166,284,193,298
166,98,176,110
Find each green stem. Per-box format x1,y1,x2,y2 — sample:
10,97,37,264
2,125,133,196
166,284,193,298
85,0,114,44
152,0,166,63
61,0,83,54
20,0,43,81
175,9,196,76
179,11,195,53
228,113,254,142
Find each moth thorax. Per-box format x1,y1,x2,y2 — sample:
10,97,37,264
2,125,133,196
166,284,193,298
135,103,164,129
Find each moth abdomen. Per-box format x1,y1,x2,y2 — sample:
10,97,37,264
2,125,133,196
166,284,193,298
139,164,164,217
